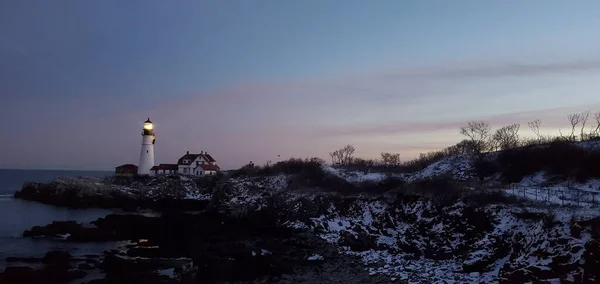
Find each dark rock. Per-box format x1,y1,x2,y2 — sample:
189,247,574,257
0,266,36,283
582,239,600,283
99,254,179,283
500,267,531,283
0,259,87,284
5,257,42,263
23,221,82,238
14,177,210,211
42,250,71,265
339,230,377,251
78,263,94,270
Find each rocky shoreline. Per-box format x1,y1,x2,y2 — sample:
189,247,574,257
5,170,600,283
13,175,211,211
2,209,386,283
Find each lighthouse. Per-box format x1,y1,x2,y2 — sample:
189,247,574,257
139,118,156,175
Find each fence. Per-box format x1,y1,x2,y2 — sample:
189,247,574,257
506,183,600,208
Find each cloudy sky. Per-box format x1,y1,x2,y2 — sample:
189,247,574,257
1,0,600,170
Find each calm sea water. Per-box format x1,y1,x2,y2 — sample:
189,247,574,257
0,169,118,269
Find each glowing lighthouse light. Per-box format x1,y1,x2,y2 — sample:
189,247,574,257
143,121,153,130
139,118,156,175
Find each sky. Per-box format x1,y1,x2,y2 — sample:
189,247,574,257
1,1,600,170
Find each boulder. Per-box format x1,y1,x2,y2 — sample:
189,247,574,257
583,239,600,282
339,230,377,251
42,250,71,265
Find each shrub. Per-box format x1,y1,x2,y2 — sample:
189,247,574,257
409,175,464,196
472,158,498,181
496,140,600,183
355,176,407,194
267,158,324,176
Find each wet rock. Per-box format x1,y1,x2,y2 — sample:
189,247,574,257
0,252,87,284
42,250,71,265
23,221,82,238
99,254,177,284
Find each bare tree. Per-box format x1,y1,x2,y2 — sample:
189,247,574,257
352,158,374,174
579,111,590,140
568,113,583,141
381,152,401,166
329,150,343,165
492,124,520,150
330,145,356,166
460,121,491,155
341,144,356,165
591,111,600,138
451,139,481,155
528,119,542,142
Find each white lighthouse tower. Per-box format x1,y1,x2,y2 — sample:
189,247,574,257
138,118,156,175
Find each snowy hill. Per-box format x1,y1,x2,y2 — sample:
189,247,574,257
200,172,600,283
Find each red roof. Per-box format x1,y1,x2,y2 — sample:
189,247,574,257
115,164,138,174
177,153,200,165
202,153,216,163
152,164,178,171
116,164,138,170
200,164,220,171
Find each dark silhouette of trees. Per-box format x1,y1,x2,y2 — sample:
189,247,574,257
380,152,400,166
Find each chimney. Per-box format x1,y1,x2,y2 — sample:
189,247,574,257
186,151,189,154
201,151,204,154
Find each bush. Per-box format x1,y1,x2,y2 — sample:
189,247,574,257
355,176,407,194
231,157,326,178
496,140,600,183
472,158,498,181
267,158,324,175
400,176,467,204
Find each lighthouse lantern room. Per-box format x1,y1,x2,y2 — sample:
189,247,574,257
139,118,156,175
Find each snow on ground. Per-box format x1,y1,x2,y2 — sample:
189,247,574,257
322,155,472,185
223,175,291,209
282,193,599,283
503,174,600,208
322,166,388,183
404,155,473,182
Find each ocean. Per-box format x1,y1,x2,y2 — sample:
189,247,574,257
0,169,118,269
